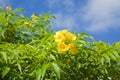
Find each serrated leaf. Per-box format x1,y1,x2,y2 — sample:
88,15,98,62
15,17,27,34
113,51,119,58
113,42,120,48
36,63,48,80
17,63,22,73
100,57,104,65
109,53,116,60
51,62,60,79
2,67,10,78
104,55,110,63
14,8,24,13
50,54,56,61
1,52,7,63
36,68,41,80
1,30,5,39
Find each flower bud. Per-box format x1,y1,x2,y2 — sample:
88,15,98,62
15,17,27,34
31,13,37,19
6,6,12,12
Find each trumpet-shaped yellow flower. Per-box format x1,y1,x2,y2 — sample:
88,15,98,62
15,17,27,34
55,30,77,54
54,30,76,43
6,6,12,12
31,13,37,19
54,31,66,42
57,42,69,53
60,30,76,41
61,30,69,34
66,32,76,41
23,22,29,26
69,43,77,54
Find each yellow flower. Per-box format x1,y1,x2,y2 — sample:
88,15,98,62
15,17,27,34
57,42,69,53
62,30,76,41
54,30,76,43
69,43,77,54
54,31,66,42
6,6,12,12
23,22,29,26
54,30,77,54
61,30,69,34
31,13,37,19
66,33,76,41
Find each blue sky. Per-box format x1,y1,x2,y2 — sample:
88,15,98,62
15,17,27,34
0,0,120,44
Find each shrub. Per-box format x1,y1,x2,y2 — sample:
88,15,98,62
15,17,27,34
0,6,120,80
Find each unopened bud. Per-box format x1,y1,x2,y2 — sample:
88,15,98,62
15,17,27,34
31,13,37,19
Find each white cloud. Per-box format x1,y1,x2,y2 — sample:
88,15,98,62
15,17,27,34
83,0,120,32
52,12,77,31
1,0,119,33
47,0,80,31
47,0,120,33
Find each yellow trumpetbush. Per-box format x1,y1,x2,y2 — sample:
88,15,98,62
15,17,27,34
6,6,12,12
54,31,66,42
55,30,77,54
60,30,76,41
23,22,29,26
61,30,69,34
54,30,76,43
66,32,76,41
57,42,69,53
69,43,77,54
31,13,37,19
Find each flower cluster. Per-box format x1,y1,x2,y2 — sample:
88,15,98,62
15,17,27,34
54,30,77,54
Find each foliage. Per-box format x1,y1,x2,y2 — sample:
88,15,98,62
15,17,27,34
0,6,120,80
0,6,54,43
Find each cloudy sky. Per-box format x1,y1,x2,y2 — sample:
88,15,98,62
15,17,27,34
0,0,120,43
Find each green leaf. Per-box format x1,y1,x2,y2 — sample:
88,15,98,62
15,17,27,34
36,63,48,80
100,57,104,65
113,51,119,58
78,32,94,40
14,8,24,13
1,30,5,39
113,42,120,48
17,63,22,73
36,68,41,80
51,62,61,79
1,52,7,63
104,54,110,63
2,66,10,78
50,54,56,61
109,53,116,60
